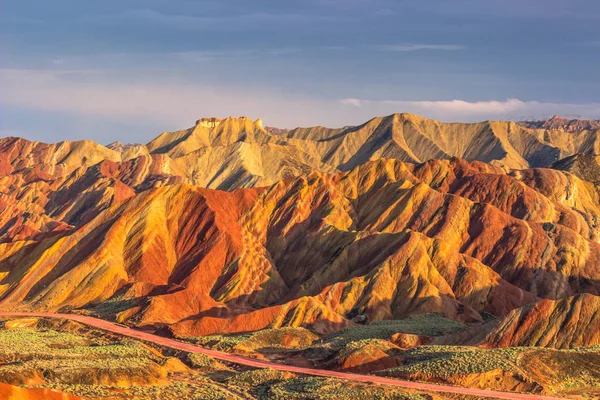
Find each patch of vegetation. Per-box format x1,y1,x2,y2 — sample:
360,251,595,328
0,326,162,386
186,332,254,352
258,376,427,400
322,313,465,350
0,319,428,400
383,345,524,378
337,338,399,359
225,367,290,387
186,352,220,369
234,327,320,352
0,328,153,361
41,380,231,400
186,326,320,353
182,314,465,355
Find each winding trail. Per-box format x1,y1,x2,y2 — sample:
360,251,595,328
0,312,565,400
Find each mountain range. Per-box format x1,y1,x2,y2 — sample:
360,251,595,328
519,115,600,132
1,113,599,349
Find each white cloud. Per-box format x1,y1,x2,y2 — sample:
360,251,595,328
340,98,600,121
375,44,465,52
340,98,367,107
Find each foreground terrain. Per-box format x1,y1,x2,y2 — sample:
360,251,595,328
0,315,512,400
1,314,588,399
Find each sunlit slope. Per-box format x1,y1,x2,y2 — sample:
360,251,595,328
1,158,599,338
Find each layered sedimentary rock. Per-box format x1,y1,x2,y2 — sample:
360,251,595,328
4,114,599,246
480,294,600,349
520,115,600,132
2,114,599,340
438,293,600,349
1,154,599,337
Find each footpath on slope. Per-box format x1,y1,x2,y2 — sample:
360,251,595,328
0,312,566,400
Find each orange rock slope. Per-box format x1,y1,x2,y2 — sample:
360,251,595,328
1,146,600,339
0,382,80,400
481,293,600,348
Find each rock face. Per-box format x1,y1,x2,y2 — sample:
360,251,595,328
479,294,600,349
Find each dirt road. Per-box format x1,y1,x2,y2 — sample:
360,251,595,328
0,312,565,400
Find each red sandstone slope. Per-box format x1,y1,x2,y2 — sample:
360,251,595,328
439,293,600,349
481,293,600,348
1,155,599,338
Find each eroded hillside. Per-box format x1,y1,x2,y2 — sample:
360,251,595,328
1,156,599,340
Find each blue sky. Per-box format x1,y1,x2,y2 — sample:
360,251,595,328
1,0,600,143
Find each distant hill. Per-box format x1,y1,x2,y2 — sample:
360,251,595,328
519,115,600,132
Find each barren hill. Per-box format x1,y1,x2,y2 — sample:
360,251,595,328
3,113,599,196
520,115,600,132
1,157,599,338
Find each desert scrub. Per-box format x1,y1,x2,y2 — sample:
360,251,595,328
187,352,219,369
0,326,165,387
0,328,89,351
64,340,154,358
337,338,399,359
225,368,291,387
383,346,524,378
0,327,154,362
323,314,465,350
185,332,253,351
184,327,319,352
126,381,230,400
91,295,148,320
40,383,114,398
567,345,600,353
41,381,231,400
258,376,426,400
234,327,319,352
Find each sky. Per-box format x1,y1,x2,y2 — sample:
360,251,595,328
1,0,600,144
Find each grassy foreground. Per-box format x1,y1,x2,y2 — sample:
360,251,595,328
0,317,433,400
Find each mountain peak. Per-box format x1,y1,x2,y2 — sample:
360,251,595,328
549,115,568,122
106,141,122,149
195,117,222,128
195,116,264,129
